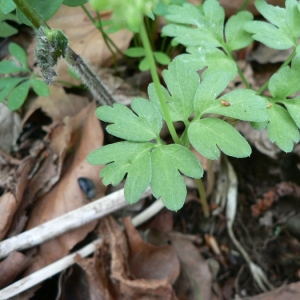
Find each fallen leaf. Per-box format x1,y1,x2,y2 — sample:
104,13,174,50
0,155,33,239
123,217,180,284
234,281,300,300
0,251,29,288
7,88,91,237
77,216,179,299
0,103,21,153
23,85,90,124
24,101,106,274
169,232,222,300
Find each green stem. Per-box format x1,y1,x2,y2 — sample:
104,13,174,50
257,47,296,95
12,0,49,29
238,0,251,12
139,22,180,144
195,178,210,218
81,4,119,68
227,51,251,89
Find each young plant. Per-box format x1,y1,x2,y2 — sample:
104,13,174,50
0,42,50,110
87,0,300,212
10,0,300,213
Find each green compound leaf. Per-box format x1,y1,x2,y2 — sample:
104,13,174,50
204,89,268,122
63,0,88,7
0,11,19,37
154,0,185,16
188,118,251,160
0,0,16,14
148,58,199,122
163,1,224,47
180,46,237,80
268,56,300,99
139,57,150,71
125,47,146,57
0,60,26,74
266,103,300,152
96,97,162,142
17,0,63,26
31,79,50,96
0,77,24,102
281,96,300,128
153,51,171,65
151,144,203,211
244,0,300,49
87,141,153,203
7,80,31,110
193,72,231,117
225,11,254,51
9,42,28,67
202,0,224,40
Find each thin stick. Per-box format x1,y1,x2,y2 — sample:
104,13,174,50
0,196,164,300
0,187,152,259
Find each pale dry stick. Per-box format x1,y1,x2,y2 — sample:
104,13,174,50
0,187,152,259
225,158,274,292
0,197,164,299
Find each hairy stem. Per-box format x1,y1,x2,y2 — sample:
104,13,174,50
139,22,180,144
65,48,116,105
13,0,116,105
195,178,210,218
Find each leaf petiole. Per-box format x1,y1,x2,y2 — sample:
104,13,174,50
139,21,181,145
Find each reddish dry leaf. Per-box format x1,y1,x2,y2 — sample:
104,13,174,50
77,216,178,300
168,232,221,300
7,88,91,237
0,251,29,288
23,102,106,274
122,217,180,284
0,193,18,240
252,182,300,217
0,156,33,239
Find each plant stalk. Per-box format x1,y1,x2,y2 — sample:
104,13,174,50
139,22,181,144
12,0,50,29
195,178,210,218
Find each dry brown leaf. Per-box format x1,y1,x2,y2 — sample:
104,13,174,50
123,217,180,284
0,155,33,239
7,87,91,237
75,245,113,300
28,4,133,85
168,232,221,300
23,85,90,124
77,216,179,300
0,251,28,288
235,281,300,300
23,101,106,274
0,193,18,240
0,103,21,153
